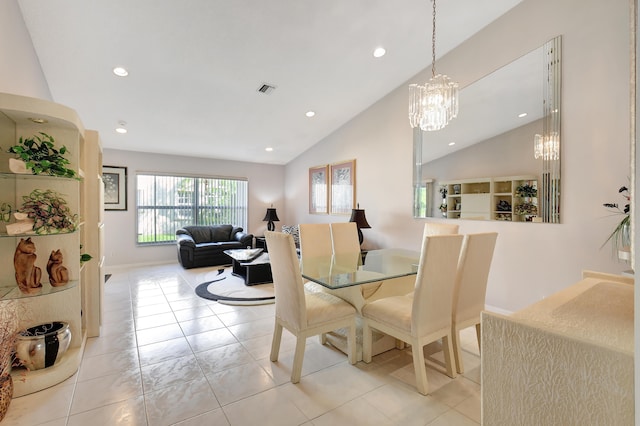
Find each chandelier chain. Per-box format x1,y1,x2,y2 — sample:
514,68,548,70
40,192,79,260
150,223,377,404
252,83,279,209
431,0,437,78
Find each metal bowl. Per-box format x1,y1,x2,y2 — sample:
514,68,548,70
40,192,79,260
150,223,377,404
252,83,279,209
15,322,71,370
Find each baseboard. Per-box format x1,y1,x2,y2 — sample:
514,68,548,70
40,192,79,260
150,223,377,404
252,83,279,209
484,304,513,316
105,260,178,274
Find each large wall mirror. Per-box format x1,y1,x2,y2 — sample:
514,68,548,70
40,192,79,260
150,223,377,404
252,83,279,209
413,36,561,223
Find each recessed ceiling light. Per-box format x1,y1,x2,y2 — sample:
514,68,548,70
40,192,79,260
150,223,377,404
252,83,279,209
518,112,527,118
373,47,386,58
113,67,129,77
448,142,456,146
115,121,127,134
265,147,273,152
305,111,315,117
28,117,48,124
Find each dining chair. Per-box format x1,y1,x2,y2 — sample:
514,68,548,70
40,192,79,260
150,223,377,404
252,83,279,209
424,222,459,236
265,231,357,383
329,222,361,254
298,223,332,258
451,232,498,374
361,230,464,395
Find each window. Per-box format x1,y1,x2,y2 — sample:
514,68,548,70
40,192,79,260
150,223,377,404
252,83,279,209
136,174,248,244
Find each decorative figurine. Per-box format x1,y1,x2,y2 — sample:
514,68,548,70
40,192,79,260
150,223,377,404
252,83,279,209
14,238,42,293
47,249,69,287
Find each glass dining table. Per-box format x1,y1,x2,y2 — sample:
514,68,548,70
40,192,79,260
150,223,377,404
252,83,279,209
300,248,420,289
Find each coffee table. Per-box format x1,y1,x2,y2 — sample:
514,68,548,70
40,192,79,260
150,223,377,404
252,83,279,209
224,248,273,286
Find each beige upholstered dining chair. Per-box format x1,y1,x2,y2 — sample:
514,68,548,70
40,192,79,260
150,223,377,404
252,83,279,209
361,230,464,395
265,231,357,384
451,232,498,374
329,222,381,310
329,222,361,254
424,222,459,236
298,223,332,258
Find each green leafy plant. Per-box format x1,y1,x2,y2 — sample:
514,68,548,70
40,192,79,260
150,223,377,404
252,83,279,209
515,183,537,198
7,132,78,179
602,185,631,255
80,245,92,264
18,189,78,234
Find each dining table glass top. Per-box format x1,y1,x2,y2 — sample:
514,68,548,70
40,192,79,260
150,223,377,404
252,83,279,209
300,248,420,289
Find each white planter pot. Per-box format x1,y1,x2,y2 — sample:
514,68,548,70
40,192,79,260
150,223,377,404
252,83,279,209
8,158,29,174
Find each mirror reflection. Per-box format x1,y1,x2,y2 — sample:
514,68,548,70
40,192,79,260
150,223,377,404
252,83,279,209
413,36,561,223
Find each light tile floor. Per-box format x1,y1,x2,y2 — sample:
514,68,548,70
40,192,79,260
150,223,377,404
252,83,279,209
3,263,482,426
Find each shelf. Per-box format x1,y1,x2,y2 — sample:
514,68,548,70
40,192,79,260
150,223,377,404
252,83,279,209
0,279,79,300
0,229,78,238
0,172,80,182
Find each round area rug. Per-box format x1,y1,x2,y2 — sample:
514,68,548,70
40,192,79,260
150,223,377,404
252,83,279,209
194,268,275,305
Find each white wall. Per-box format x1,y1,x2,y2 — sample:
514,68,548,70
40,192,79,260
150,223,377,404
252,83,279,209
0,0,51,100
103,149,285,269
284,0,632,313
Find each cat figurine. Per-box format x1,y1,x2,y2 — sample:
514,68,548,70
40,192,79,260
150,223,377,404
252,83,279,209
14,237,42,293
47,249,69,287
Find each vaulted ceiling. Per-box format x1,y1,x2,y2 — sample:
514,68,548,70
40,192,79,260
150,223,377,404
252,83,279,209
18,0,523,165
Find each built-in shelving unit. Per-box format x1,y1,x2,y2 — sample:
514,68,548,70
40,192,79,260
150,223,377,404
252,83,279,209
441,175,539,222
0,93,103,396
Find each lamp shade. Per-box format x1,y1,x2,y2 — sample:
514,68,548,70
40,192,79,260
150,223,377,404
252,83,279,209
262,208,280,232
349,209,371,229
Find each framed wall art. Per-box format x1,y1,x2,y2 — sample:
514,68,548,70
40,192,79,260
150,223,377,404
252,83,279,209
103,165,127,211
330,159,355,215
308,164,329,214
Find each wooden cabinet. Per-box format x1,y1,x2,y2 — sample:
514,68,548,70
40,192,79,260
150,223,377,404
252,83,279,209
442,175,538,222
0,93,102,396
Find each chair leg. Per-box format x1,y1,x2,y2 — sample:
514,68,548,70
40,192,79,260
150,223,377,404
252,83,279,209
291,335,306,383
442,334,457,379
411,339,429,395
362,321,373,363
347,323,356,365
452,326,464,374
475,323,481,353
270,320,283,362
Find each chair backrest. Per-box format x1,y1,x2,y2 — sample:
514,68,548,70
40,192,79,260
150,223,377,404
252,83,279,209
452,232,498,324
424,222,459,236
412,229,464,336
330,222,361,254
298,223,332,258
265,231,307,331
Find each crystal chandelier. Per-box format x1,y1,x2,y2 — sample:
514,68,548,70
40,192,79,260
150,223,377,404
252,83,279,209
408,0,458,132
534,132,560,160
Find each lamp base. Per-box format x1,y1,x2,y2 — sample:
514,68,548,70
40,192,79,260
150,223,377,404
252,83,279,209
357,228,364,245
267,221,275,232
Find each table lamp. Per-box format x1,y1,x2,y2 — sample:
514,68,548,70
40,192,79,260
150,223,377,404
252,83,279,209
262,206,280,232
349,204,371,245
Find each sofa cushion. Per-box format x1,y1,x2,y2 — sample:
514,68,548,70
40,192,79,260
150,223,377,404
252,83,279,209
185,226,213,244
211,224,233,242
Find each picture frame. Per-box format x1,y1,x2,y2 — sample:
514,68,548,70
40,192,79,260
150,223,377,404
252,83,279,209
330,159,355,215
103,165,127,211
308,165,329,214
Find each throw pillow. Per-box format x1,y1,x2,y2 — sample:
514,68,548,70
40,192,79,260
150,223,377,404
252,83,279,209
281,225,300,247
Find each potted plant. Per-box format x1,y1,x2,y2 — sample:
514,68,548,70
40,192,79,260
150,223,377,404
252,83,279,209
18,189,78,234
515,183,537,198
602,185,631,261
6,132,78,179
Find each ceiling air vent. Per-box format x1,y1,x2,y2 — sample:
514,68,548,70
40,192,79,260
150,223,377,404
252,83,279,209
257,83,276,95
